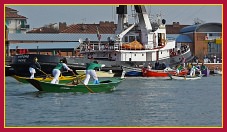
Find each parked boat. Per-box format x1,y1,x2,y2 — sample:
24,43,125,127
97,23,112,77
12,74,85,84
5,65,15,76
171,75,202,80
79,5,192,67
122,66,142,77
26,78,124,93
213,69,222,75
142,68,188,77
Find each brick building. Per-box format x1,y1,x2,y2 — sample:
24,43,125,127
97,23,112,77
178,23,222,63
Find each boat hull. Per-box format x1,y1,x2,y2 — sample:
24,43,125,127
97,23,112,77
201,68,210,77
12,75,85,84
171,75,202,80
9,51,192,77
142,68,188,77
26,78,123,93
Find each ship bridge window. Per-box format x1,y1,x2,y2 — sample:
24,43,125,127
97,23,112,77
136,36,141,42
129,36,136,42
124,36,129,42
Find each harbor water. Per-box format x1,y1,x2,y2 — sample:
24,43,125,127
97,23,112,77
5,75,222,127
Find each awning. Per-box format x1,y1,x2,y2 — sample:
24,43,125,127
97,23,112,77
9,42,80,50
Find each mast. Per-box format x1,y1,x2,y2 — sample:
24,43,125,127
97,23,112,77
134,5,153,49
115,5,128,35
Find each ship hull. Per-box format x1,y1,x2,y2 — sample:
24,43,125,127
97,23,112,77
8,51,192,77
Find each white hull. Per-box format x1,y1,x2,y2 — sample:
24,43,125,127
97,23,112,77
172,75,202,80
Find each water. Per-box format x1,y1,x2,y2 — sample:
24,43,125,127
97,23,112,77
5,75,222,127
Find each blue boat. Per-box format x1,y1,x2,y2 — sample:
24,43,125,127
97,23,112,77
125,71,142,76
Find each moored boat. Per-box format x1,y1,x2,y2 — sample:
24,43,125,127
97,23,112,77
26,78,124,93
171,75,202,80
142,68,188,77
213,69,222,75
122,66,142,77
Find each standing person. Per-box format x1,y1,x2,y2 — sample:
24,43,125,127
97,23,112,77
155,61,159,70
181,56,186,68
29,57,41,79
147,63,152,70
190,64,201,77
176,64,183,75
51,58,73,84
83,61,105,85
200,62,207,71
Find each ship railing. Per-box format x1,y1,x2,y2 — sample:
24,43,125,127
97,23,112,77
80,42,121,52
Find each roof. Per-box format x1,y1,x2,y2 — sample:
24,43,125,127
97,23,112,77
8,33,115,42
27,22,117,34
9,42,80,50
180,23,222,33
62,22,116,34
5,7,17,12
176,35,192,43
166,24,189,34
5,7,27,19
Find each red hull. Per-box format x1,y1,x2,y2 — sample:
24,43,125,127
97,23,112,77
142,68,188,77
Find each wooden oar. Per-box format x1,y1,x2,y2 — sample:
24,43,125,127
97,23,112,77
71,71,94,93
167,73,173,80
37,68,52,78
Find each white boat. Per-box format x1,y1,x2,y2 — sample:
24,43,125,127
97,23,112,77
213,69,222,75
78,5,192,68
171,75,202,80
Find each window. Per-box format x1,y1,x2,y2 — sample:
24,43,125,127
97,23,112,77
129,36,135,42
124,36,128,42
136,36,141,42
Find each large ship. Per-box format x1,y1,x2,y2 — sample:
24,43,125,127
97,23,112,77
78,5,192,67
8,5,193,77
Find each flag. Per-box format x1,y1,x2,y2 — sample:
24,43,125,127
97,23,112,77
96,26,101,41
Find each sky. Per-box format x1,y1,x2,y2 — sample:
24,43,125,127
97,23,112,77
7,5,222,29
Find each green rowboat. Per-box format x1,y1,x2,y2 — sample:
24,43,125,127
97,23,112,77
26,78,123,93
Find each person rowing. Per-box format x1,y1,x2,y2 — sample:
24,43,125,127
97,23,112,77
83,61,105,85
51,58,73,84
